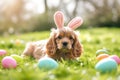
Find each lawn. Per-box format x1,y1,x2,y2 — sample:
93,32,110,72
0,28,120,80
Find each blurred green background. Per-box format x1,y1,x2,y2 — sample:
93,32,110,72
0,1,120,80
0,0,120,35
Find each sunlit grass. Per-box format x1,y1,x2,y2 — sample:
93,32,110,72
0,28,120,80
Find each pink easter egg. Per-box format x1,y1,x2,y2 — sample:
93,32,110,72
0,50,7,56
1,56,17,69
109,55,120,65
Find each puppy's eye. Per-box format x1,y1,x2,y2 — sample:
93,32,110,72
69,36,73,40
57,36,62,39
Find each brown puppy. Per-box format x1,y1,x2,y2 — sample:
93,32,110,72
22,11,83,60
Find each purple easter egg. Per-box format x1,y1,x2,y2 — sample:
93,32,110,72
0,50,7,56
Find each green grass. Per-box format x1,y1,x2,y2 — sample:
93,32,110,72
0,28,120,80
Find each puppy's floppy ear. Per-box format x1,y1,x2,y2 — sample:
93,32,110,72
54,11,64,29
72,33,83,57
68,17,83,30
46,31,56,56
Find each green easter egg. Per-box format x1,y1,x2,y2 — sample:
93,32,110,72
96,49,109,56
11,54,23,63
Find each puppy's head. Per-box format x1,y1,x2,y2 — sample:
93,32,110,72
46,11,83,58
55,27,76,51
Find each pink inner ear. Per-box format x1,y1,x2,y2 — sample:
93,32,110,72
68,17,83,30
54,11,64,29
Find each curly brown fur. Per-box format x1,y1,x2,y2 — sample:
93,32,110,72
22,27,83,60
22,11,83,60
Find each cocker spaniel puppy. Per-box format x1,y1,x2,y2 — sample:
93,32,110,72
22,11,83,60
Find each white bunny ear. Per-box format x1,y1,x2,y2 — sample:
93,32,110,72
67,17,83,30
54,11,64,29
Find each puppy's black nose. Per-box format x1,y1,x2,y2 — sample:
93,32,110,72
62,42,68,46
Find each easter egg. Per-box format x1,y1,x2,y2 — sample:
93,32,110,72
96,49,109,56
15,39,24,45
95,58,118,73
1,56,17,69
11,54,23,63
109,55,120,65
15,39,21,45
96,54,109,61
0,50,7,56
38,57,58,70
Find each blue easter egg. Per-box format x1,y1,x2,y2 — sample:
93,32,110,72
38,57,58,70
95,58,118,73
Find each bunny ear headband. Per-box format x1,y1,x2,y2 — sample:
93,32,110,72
54,11,83,30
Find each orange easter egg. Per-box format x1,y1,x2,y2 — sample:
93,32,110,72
96,54,109,61
15,39,22,45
